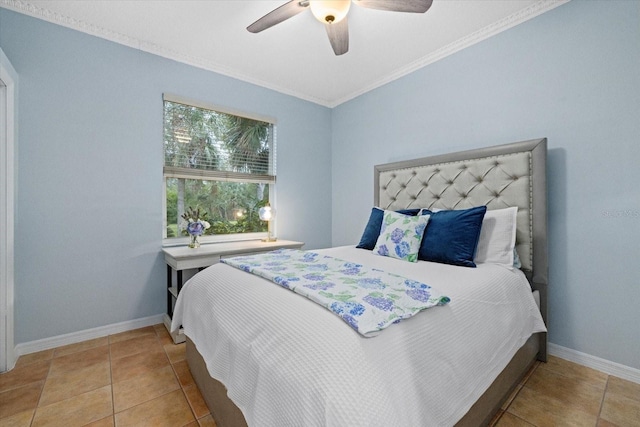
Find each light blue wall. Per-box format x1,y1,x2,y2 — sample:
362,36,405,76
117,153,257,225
2,1,639,372
0,9,332,343
332,0,640,370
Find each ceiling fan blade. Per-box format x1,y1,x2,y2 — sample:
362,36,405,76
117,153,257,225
247,1,310,33
354,0,433,13
325,17,349,56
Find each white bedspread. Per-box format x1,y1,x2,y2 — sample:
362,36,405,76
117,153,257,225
172,246,546,426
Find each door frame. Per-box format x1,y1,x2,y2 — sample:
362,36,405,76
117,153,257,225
1,48,17,372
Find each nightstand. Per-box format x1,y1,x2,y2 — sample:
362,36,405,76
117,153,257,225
163,239,304,343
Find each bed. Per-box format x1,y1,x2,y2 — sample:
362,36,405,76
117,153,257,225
171,137,548,426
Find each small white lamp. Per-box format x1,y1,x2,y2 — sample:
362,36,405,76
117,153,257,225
259,203,276,242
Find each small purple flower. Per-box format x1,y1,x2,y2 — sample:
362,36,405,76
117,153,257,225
341,314,359,331
303,273,325,281
348,303,366,316
273,276,291,288
357,278,385,289
187,221,204,236
406,288,432,302
330,301,365,317
415,222,427,238
390,228,405,244
340,267,361,275
377,244,389,256
395,241,410,258
343,262,361,268
363,295,395,311
303,281,335,291
404,279,428,289
301,252,319,262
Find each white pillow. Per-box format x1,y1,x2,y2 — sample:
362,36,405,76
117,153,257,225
474,207,518,268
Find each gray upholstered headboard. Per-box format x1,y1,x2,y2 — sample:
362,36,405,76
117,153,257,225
374,138,547,290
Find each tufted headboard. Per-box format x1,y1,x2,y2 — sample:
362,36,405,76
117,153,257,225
374,138,547,289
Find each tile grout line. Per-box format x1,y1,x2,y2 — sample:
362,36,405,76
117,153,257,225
29,348,55,426
108,335,115,426
164,332,200,423
502,374,534,426
495,360,540,426
595,375,610,425
157,323,213,423
108,327,191,424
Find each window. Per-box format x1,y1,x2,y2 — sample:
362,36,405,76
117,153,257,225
163,94,276,245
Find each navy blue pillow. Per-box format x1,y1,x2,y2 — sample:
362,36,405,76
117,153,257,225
356,207,421,250
418,206,487,267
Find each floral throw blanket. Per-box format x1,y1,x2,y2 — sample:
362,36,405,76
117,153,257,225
221,249,450,337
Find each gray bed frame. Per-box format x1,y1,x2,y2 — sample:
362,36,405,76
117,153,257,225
186,138,548,426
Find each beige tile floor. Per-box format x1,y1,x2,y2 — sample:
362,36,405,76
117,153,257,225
0,325,214,427
1,324,639,426
491,357,640,427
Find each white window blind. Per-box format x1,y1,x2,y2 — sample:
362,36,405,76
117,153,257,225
163,94,275,183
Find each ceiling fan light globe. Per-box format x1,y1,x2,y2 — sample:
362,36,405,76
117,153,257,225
310,0,351,24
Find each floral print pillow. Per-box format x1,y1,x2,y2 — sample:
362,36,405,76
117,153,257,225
374,210,430,262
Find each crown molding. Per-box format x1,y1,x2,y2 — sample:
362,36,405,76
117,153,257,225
0,0,330,106
1,0,570,108
2,0,140,49
329,0,571,107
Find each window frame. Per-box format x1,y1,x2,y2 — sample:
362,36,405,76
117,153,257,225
162,94,277,247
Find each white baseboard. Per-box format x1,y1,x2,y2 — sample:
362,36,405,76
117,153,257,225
549,342,640,385
14,314,165,357
13,321,640,386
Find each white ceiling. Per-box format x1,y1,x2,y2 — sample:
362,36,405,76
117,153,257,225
2,0,568,107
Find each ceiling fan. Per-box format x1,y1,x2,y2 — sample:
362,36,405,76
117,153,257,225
247,0,433,56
